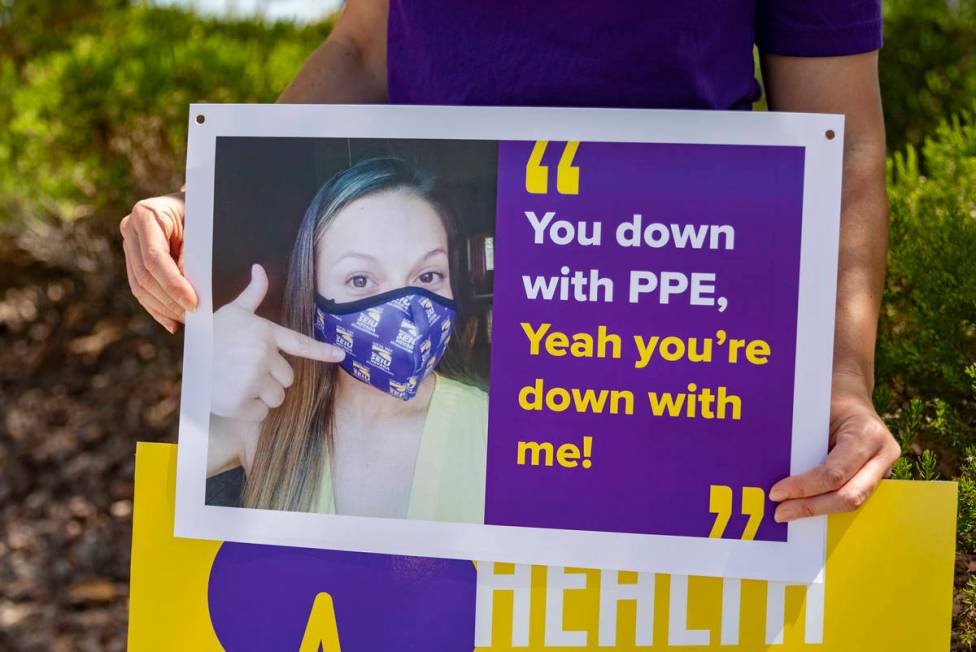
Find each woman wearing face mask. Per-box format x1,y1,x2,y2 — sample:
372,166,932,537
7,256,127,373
205,157,489,523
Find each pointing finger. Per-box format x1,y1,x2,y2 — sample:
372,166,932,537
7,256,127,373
272,324,346,363
232,264,269,313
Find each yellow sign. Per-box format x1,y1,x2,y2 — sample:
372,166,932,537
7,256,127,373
129,443,955,650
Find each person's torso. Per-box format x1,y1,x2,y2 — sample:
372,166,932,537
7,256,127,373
317,374,489,522
387,1,761,111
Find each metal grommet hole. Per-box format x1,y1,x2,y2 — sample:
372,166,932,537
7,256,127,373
825,129,835,140
196,114,206,124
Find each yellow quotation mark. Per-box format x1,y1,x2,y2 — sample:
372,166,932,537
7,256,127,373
526,140,580,195
709,485,766,540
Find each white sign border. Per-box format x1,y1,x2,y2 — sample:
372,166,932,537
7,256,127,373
176,103,840,583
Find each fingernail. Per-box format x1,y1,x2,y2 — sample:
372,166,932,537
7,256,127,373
774,509,790,523
182,294,198,313
769,487,784,502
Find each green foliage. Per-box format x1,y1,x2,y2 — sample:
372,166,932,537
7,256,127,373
0,4,332,222
893,397,925,450
878,108,976,454
959,574,976,648
916,449,940,481
0,0,131,64
959,451,976,648
881,0,976,154
959,448,976,552
875,107,976,565
889,456,913,480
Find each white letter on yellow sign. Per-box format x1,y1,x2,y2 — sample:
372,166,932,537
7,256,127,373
721,578,741,645
545,567,588,646
597,570,654,646
764,579,826,645
668,575,710,646
475,562,531,647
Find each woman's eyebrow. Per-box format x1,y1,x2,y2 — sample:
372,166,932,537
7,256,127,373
416,247,448,262
408,248,449,276
335,251,380,263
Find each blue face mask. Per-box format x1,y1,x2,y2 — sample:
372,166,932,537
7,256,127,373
313,287,457,401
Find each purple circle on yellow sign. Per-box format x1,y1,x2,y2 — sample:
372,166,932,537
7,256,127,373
208,543,476,650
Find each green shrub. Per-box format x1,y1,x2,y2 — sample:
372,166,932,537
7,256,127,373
877,109,976,555
881,0,976,154
879,108,976,410
0,5,332,223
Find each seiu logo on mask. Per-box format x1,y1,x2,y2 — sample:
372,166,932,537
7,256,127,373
389,376,419,400
369,342,394,372
353,306,383,336
334,325,355,351
352,360,371,383
313,288,457,401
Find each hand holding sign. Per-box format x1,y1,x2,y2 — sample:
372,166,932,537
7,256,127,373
211,264,346,422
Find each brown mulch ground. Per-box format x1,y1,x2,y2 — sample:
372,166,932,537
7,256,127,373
0,219,180,651
0,217,971,650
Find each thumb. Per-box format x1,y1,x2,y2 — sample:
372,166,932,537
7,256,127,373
232,264,268,313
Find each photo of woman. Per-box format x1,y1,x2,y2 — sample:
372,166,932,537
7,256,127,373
204,153,493,524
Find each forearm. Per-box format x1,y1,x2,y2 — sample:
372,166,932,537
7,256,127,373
832,138,888,397
277,0,387,104
763,52,899,516
761,52,888,398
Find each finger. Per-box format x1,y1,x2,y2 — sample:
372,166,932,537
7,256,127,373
258,381,286,409
769,433,880,502
268,353,295,388
147,308,179,334
138,290,180,331
236,400,270,423
774,453,890,522
177,242,186,276
271,323,346,362
130,205,197,311
231,264,269,313
878,437,903,477
124,242,178,333
123,235,186,322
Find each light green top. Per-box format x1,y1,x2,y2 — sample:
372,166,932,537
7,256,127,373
315,375,489,523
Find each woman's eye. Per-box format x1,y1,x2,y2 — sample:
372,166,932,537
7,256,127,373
418,271,444,284
347,275,370,289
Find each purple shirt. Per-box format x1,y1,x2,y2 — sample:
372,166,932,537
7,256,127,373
388,2,882,110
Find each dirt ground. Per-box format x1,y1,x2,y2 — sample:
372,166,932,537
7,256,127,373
0,218,180,651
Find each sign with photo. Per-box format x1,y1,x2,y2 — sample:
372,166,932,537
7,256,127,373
135,443,955,650
176,103,843,581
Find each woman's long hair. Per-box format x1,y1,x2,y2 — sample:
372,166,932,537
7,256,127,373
242,157,466,512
